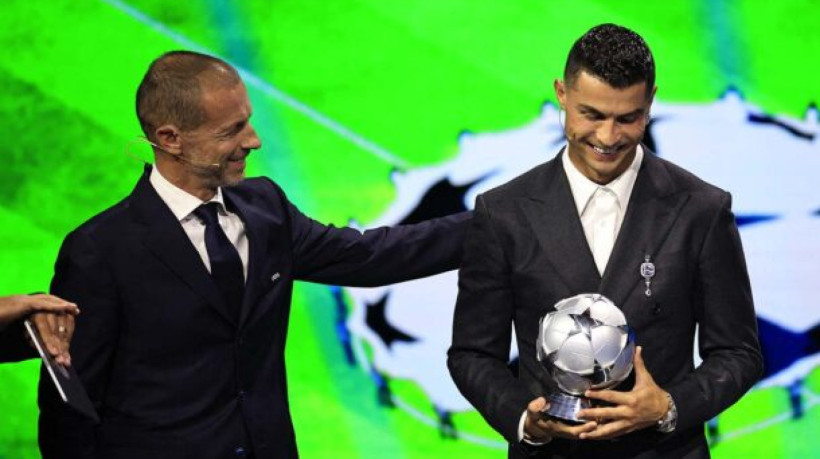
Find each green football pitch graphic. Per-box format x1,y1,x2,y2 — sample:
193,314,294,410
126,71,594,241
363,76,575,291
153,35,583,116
1,1,819,457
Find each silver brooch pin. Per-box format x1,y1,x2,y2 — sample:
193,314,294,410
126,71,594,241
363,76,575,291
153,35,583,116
640,254,655,297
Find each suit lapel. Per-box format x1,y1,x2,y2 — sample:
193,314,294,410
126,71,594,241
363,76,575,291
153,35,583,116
130,167,236,325
519,153,601,296
223,186,279,327
599,152,689,308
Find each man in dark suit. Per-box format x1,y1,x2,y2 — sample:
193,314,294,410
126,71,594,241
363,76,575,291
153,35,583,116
38,50,470,459
0,294,78,365
448,24,762,458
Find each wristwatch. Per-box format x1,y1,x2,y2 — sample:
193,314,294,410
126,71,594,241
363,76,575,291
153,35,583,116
657,392,677,433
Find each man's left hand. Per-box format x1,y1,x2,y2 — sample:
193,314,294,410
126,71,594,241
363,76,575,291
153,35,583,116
576,346,668,440
31,309,76,367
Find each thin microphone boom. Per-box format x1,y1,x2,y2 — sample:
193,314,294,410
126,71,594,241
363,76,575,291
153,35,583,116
174,153,223,171
129,136,222,171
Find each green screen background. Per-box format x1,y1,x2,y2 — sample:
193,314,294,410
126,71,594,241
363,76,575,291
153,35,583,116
1,0,818,457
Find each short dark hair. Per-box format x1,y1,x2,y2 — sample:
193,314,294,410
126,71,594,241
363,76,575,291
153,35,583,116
136,50,241,139
564,24,655,95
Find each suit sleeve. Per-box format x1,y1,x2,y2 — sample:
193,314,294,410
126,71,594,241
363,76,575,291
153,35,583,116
274,180,471,286
447,194,533,443
0,319,36,363
665,192,763,432
39,230,120,459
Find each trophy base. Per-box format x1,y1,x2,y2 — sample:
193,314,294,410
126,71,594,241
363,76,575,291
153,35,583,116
544,392,595,424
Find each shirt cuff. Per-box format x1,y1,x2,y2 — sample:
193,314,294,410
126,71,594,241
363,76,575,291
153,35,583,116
518,409,552,445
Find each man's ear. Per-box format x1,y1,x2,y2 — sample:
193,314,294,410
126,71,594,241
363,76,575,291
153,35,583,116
554,79,567,110
646,85,658,122
154,125,183,155
646,85,658,108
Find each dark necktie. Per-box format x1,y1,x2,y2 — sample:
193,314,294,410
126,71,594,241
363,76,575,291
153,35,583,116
194,202,245,321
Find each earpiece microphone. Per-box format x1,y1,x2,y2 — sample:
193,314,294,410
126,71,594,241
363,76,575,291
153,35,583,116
134,137,223,171
173,152,223,172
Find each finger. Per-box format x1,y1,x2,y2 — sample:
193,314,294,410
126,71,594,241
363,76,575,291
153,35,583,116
577,406,624,422
561,421,597,438
531,416,590,440
524,397,552,439
35,313,62,357
633,346,651,385
46,315,64,357
53,315,72,355
54,352,71,367
527,421,553,440
546,419,595,433
527,397,549,418
46,295,80,315
63,315,76,342
30,293,73,307
585,389,628,405
52,348,72,368
579,420,631,440
29,295,79,315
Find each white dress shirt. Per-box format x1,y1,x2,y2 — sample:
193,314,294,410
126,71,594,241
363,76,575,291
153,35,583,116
563,145,643,275
517,145,643,443
149,167,249,280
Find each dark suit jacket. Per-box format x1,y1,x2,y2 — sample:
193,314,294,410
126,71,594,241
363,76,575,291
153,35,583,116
39,166,470,459
448,150,763,459
0,320,35,363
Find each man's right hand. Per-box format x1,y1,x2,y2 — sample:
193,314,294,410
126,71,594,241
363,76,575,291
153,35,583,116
0,294,79,327
0,294,79,366
524,397,598,442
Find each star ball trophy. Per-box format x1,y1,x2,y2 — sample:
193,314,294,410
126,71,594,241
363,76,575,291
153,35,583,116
536,293,636,423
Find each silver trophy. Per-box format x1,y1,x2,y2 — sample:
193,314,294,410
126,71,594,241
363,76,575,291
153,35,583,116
536,293,635,423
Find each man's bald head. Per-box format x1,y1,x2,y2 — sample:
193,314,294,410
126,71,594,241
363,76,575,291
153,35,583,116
136,50,242,140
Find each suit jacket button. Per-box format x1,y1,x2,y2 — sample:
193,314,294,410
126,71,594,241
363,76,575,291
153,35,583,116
235,446,247,457
238,390,246,402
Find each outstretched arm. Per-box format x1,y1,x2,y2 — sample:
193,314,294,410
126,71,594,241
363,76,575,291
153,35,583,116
270,177,471,286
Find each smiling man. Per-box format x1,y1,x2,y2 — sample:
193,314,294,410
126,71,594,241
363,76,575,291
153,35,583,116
38,51,470,459
448,24,762,458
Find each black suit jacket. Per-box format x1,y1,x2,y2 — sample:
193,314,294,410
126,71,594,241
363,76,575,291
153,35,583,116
448,150,763,459
0,320,35,363
39,166,470,459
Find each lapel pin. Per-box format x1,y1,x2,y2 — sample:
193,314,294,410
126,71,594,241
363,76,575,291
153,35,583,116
640,254,655,297
271,272,281,282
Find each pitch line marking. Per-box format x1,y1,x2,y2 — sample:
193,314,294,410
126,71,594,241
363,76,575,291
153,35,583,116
100,0,410,169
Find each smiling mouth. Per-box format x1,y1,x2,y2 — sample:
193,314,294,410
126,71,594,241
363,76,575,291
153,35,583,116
588,143,623,156
227,151,251,163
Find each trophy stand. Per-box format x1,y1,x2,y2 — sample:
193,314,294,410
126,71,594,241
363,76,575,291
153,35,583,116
544,392,595,424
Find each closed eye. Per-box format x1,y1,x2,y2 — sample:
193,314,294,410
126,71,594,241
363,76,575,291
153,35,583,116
616,113,642,124
219,120,248,138
579,109,605,121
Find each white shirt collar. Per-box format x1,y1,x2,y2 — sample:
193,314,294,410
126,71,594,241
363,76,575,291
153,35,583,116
149,166,227,222
562,144,644,215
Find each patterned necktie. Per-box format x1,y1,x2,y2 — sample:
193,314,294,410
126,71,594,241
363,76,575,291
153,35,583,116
194,202,245,320
590,187,619,276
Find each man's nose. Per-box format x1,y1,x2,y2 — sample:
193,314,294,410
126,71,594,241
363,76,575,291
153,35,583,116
243,124,262,150
596,119,620,147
